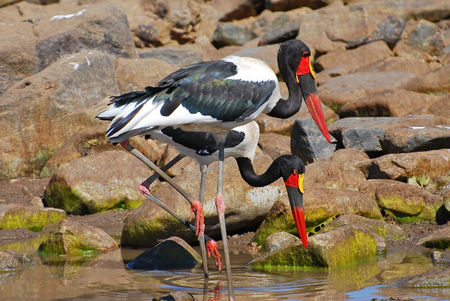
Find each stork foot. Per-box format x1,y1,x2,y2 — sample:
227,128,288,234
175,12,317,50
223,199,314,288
138,181,151,196
190,201,205,240
205,239,222,271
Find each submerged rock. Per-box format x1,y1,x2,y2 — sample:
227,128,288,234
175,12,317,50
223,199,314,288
39,220,119,256
399,267,450,289
127,236,201,270
0,251,23,272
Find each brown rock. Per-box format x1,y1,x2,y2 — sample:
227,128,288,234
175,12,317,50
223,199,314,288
427,94,450,118
39,220,119,255
305,158,367,191
210,0,260,21
0,50,118,178
258,133,291,160
297,1,405,52
416,224,450,249
114,58,180,93
361,179,443,221
304,188,382,226
318,71,416,107
360,149,450,185
394,19,446,58
404,0,450,22
338,89,444,118
404,65,450,93
317,41,393,76
355,56,438,75
44,150,149,214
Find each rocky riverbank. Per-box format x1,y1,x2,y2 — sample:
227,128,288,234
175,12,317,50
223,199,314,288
0,0,449,299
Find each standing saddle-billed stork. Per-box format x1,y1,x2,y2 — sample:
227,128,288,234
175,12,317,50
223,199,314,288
97,39,330,300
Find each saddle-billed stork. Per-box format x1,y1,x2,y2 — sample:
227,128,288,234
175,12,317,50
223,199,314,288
98,39,330,300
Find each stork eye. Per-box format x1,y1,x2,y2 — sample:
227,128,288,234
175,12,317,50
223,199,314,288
302,51,310,57
293,169,299,174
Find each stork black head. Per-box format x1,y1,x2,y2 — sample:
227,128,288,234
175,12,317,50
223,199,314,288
277,40,331,143
277,155,308,249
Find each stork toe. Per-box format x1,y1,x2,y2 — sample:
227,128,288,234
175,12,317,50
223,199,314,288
190,200,205,239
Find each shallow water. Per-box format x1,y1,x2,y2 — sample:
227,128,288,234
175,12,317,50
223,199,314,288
0,240,448,301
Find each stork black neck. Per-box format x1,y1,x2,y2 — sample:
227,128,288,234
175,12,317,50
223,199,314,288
235,157,281,187
267,44,302,119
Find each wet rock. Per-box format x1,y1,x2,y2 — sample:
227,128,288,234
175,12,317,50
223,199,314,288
416,224,450,250
39,220,118,256
329,116,450,155
259,14,299,45
304,188,383,226
359,149,450,190
290,119,337,164
399,267,450,289
0,204,66,232
361,179,443,223
250,224,379,269
44,150,148,215
317,41,393,76
0,251,23,272
297,1,405,53
319,71,416,108
212,22,257,48
431,250,450,264
138,46,203,66
0,50,119,178
338,89,443,118
127,237,201,270
121,153,288,247
258,133,291,160
394,19,446,58
321,214,405,241
263,232,300,253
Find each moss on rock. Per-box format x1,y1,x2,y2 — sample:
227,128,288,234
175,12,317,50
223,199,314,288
0,206,66,232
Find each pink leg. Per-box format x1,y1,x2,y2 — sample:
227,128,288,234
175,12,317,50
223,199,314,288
215,193,226,216
190,200,205,240
138,180,151,196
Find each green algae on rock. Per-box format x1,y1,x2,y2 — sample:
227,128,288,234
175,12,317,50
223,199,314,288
250,224,378,269
0,204,66,232
38,220,118,256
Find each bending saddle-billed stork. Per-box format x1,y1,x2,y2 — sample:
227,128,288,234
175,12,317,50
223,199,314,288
98,39,330,300
145,121,308,250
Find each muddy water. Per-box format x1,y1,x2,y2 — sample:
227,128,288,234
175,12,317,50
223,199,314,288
0,240,448,301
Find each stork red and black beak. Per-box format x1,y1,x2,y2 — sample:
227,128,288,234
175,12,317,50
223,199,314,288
296,54,331,143
284,172,308,248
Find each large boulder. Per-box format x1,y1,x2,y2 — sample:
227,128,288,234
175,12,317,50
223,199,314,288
44,150,148,215
416,224,450,250
0,1,136,95
0,50,118,178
